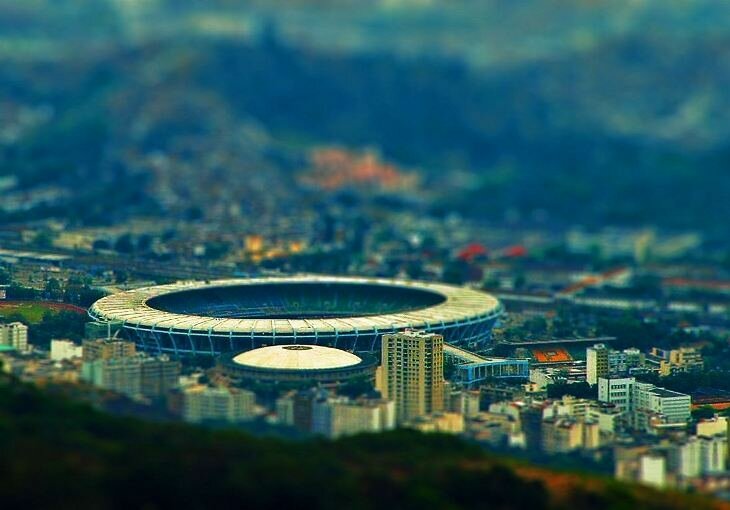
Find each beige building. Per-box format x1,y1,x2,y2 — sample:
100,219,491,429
182,386,256,424
379,330,445,424
655,347,704,376
140,356,181,398
82,338,136,361
407,412,465,434
50,339,83,361
541,417,584,454
446,388,481,418
312,396,396,438
586,343,610,385
0,322,29,353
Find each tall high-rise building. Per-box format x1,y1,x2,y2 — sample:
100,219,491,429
379,330,445,423
586,344,610,385
0,322,29,352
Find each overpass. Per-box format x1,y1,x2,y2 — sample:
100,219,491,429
444,343,529,385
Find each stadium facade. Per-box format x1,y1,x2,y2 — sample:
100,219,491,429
88,276,503,357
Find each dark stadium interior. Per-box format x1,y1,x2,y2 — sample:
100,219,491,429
145,282,447,319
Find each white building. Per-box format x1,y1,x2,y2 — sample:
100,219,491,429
0,322,29,352
598,377,634,414
50,339,83,361
640,454,667,488
598,377,690,431
633,382,691,430
312,396,395,438
700,435,727,474
182,386,256,424
82,356,142,398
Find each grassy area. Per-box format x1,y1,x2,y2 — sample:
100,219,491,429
0,302,54,324
0,301,86,324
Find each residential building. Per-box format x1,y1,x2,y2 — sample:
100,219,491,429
82,356,143,398
139,356,180,398
82,338,135,361
587,343,644,385
541,417,584,454
651,347,704,377
586,343,610,385
50,339,83,361
182,386,256,424
406,412,465,434
312,396,396,438
599,377,690,431
445,388,481,418
640,454,667,488
0,322,29,352
598,377,634,414
633,382,691,431
379,330,445,423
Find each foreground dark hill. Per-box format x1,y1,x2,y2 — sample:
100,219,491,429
0,378,726,510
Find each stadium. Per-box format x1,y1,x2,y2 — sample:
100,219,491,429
88,276,503,356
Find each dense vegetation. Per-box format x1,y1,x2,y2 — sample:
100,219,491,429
0,377,726,509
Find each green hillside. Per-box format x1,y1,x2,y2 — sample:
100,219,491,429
0,376,726,509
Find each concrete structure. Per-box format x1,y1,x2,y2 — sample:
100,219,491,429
89,276,503,356
82,338,136,361
140,356,181,398
651,347,704,377
587,343,644,385
444,343,528,385
697,416,729,438
82,357,142,398
50,339,83,361
598,377,634,414
312,396,395,438
406,412,465,434
0,322,28,352
541,417,585,454
445,388,481,418
598,377,690,431
586,343,610,385
82,354,180,399
220,345,377,385
379,330,445,424
182,386,256,424
640,454,667,488
633,382,691,430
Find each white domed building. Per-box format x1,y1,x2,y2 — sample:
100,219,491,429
220,345,378,384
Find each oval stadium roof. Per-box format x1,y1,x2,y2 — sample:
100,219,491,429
88,275,502,336
232,345,362,370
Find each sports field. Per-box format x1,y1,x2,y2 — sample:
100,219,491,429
0,301,86,324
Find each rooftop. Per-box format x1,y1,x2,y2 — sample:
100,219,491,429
232,345,363,371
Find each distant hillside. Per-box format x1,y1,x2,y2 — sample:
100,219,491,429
0,378,726,509
1,4,730,231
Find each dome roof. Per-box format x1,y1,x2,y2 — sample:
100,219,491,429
232,345,362,370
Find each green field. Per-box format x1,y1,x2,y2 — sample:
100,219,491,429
0,302,74,324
